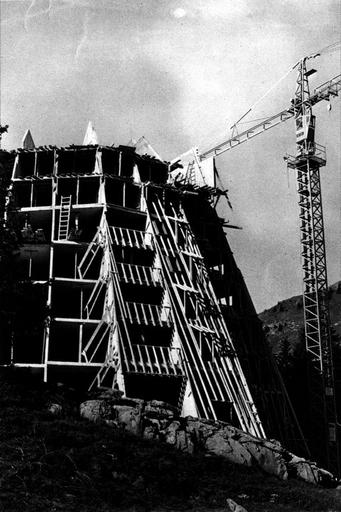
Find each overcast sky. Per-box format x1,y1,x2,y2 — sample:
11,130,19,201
0,0,340,312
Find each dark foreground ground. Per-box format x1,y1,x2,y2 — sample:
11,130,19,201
0,369,340,512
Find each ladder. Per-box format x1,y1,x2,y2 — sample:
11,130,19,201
58,196,72,240
186,162,196,185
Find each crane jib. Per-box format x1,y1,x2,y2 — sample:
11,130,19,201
199,74,341,161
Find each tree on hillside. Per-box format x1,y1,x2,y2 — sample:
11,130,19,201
0,150,20,362
0,151,47,364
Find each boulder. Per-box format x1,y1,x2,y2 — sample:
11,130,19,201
176,429,194,453
163,420,181,445
80,400,108,422
112,404,142,435
204,430,253,466
80,399,143,434
144,400,178,419
48,403,63,415
317,467,338,487
186,417,218,440
288,456,319,484
226,498,249,512
296,461,319,484
242,440,288,480
143,425,159,440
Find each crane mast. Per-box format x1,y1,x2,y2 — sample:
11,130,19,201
285,58,339,473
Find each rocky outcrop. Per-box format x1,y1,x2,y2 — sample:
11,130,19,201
80,393,337,488
226,498,249,512
47,402,63,415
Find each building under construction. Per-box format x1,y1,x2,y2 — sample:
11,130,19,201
0,46,340,476
0,126,307,455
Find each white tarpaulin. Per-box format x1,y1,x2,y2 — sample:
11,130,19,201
169,148,216,188
83,121,99,145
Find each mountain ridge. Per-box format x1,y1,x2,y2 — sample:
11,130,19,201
259,280,341,356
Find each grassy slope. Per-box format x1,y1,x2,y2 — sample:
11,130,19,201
0,370,340,512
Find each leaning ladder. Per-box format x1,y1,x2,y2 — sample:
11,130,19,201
58,195,72,240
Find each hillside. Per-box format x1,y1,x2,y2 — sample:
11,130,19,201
259,281,341,473
0,368,340,512
259,281,341,357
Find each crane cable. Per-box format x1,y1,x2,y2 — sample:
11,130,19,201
230,66,294,130
230,41,341,133
315,40,341,56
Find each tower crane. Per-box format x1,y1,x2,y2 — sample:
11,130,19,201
176,57,341,473
284,57,340,474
